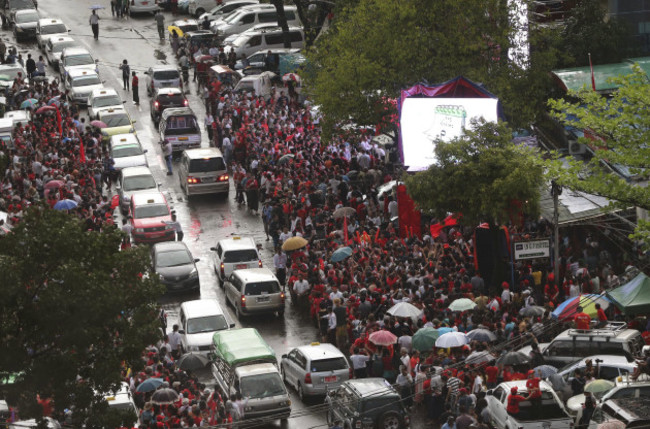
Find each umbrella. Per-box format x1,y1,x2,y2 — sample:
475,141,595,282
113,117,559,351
282,236,308,251
136,377,164,393
168,25,184,37
20,99,38,109
534,365,558,378
369,330,397,346
54,199,78,210
48,96,61,106
111,194,120,209
435,332,468,348
584,379,615,394
176,353,210,371
552,294,611,320
282,73,300,83
151,387,179,405
497,351,530,366
520,305,546,317
35,105,56,114
386,302,422,320
44,179,64,190
89,4,106,9
330,246,353,263
412,327,439,352
437,326,453,335
448,298,477,312
90,120,107,128
278,154,294,165
333,207,356,219
466,328,497,343
465,351,495,364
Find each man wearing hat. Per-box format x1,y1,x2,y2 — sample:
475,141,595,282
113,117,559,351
506,386,529,418
526,369,542,418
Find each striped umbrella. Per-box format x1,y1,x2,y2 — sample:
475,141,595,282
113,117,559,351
551,294,611,320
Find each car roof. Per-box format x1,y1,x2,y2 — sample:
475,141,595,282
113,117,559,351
154,240,191,253
62,47,91,56
15,9,38,15
161,107,195,118
49,36,75,44
91,88,119,97
561,355,634,371
236,362,279,376
296,343,346,361
131,192,167,205
218,236,257,251
555,327,641,341
172,18,198,26
155,87,184,96
38,18,64,25
67,69,98,78
183,147,223,159
150,65,179,72
232,268,275,282
110,133,140,147
345,378,397,397
99,108,129,118
180,298,225,318
499,380,554,392
121,166,153,177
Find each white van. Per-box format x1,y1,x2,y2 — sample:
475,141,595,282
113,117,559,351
225,26,304,58
0,118,13,149
210,4,301,38
179,299,234,355
196,0,258,21
233,71,276,97
178,147,229,196
210,236,261,282
224,268,285,318
4,110,31,127
159,107,201,154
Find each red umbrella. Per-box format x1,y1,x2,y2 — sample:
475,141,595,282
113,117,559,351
35,105,56,115
369,330,397,346
91,120,107,128
44,179,64,190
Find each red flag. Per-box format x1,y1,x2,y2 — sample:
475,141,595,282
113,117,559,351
396,184,421,239
343,215,349,244
55,106,62,135
79,141,86,163
589,53,596,91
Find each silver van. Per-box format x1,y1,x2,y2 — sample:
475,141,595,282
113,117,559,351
210,4,301,38
210,236,261,282
179,299,234,356
159,107,201,154
179,148,229,196
224,268,285,318
225,26,304,59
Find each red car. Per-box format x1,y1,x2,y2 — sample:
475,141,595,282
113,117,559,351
129,192,175,244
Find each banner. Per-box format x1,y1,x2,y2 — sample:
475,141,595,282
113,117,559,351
396,184,421,239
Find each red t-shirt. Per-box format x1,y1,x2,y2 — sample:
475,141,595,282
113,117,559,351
575,312,591,329
506,394,527,414
526,377,541,398
597,308,607,322
485,366,499,383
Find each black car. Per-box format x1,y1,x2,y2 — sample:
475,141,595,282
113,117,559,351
326,378,410,429
152,241,200,292
150,87,188,125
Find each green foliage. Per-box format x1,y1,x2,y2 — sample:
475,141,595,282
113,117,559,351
546,66,650,248
404,121,544,227
0,207,164,426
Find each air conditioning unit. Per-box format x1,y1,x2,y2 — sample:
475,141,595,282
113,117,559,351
569,141,586,155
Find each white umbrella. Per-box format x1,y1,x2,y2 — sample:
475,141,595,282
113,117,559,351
465,350,495,364
386,302,422,320
448,298,477,312
435,331,468,348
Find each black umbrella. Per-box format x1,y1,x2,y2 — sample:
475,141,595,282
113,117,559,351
519,306,546,317
497,351,530,366
151,387,180,405
176,352,210,371
466,328,497,343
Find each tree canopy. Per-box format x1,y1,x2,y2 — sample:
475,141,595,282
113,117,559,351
404,121,544,227
0,207,164,427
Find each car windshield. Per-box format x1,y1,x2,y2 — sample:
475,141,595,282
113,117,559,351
236,81,255,93
515,392,568,421
94,95,122,108
103,114,131,127
178,24,198,33
73,76,101,87
52,41,77,53
189,157,225,172
157,249,192,268
244,281,279,296
186,315,228,334
41,24,67,34
153,70,180,80
0,67,24,79
9,0,34,9
134,203,168,219
113,145,143,158
240,373,286,399
123,175,156,191
311,357,348,373
222,249,258,263
15,12,39,23
64,54,94,66
157,94,185,105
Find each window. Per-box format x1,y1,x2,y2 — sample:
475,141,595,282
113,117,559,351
156,249,192,268
264,33,283,45
285,11,295,20
223,249,258,263
546,341,574,357
188,157,226,173
258,12,277,23
153,70,180,80
295,352,307,369
240,13,255,24
112,145,143,158
599,366,625,380
40,24,67,34
516,392,567,421
246,35,262,47
134,204,168,219
123,175,156,192
186,315,229,334
311,357,348,373
244,281,280,296
240,373,285,399
289,31,303,43
165,115,199,135
598,342,625,355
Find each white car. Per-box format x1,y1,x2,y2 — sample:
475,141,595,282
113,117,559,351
101,382,139,427
129,0,159,16
59,47,98,80
36,18,68,50
64,69,104,105
44,36,77,70
109,134,148,171
87,88,124,119
486,380,573,429
196,0,258,21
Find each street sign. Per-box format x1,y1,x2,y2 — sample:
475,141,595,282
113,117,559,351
513,239,550,260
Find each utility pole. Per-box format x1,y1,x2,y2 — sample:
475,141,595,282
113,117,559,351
551,180,562,283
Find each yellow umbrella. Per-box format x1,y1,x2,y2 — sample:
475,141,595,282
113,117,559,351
168,25,184,37
282,236,308,251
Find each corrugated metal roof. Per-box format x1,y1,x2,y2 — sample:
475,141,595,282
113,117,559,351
552,62,638,92
539,185,612,225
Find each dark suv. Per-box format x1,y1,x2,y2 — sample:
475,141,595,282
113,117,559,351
150,87,188,125
326,378,409,429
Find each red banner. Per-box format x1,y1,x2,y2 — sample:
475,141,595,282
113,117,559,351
430,214,460,238
396,184,421,239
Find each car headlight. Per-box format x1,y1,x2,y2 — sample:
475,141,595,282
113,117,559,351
189,268,198,278
186,345,199,352
135,228,145,233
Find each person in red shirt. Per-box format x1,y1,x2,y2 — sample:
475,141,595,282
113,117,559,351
485,363,499,388
506,387,528,417
595,303,607,327
574,306,592,330
525,370,542,418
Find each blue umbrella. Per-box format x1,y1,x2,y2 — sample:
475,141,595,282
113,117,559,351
534,365,558,378
48,96,61,106
136,377,164,393
53,199,78,210
437,327,453,335
20,98,38,109
330,246,352,263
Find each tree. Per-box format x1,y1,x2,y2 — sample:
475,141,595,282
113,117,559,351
403,121,544,227
0,207,165,427
546,66,650,248
304,0,559,135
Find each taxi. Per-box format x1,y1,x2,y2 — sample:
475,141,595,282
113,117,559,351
64,69,104,106
168,18,199,41
129,192,175,245
98,108,136,141
36,18,69,50
88,88,125,120
44,36,77,71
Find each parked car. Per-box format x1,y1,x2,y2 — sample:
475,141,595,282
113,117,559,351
224,26,304,59
588,397,650,429
98,108,136,141
64,69,104,105
87,88,125,119
117,166,158,214
2,0,36,27
223,268,285,318
109,133,148,171
178,147,228,196
150,87,187,125
36,18,67,49
210,236,261,282
128,192,175,244
144,65,182,96
178,299,233,354
281,342,351,400
152,241,200,293
59,47,98,79
44,35,77,70
12,9,38,42
326,378,410,429
129,0,159,16
197,0,258,21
